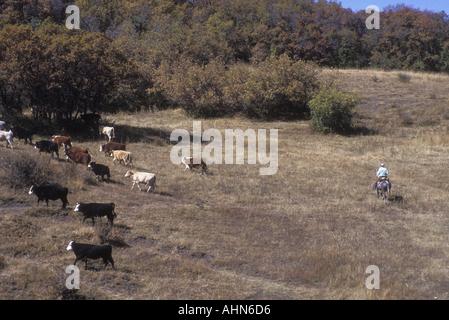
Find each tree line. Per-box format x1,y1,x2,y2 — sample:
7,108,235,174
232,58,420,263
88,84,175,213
0,0,448,122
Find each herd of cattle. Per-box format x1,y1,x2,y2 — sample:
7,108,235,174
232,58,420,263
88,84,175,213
1,120,208,270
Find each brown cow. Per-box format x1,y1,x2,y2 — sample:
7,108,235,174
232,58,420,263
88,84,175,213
52,135,72,149
111,150,133,166
67,151,91,166
64,146,90,159
100,142,126,157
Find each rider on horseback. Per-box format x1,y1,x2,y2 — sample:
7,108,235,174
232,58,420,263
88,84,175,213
371,163,389,189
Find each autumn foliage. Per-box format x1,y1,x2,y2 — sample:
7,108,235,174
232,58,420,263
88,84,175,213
1,0,448,121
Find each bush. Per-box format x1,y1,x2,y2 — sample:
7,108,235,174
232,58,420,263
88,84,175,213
308,86,359,134
0,149,52,189
152,54,321,119
0,148,95,190
236,55,320,119
397,73,412,83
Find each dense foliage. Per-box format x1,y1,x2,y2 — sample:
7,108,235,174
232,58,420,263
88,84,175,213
1,0,448,120
308,85,358,133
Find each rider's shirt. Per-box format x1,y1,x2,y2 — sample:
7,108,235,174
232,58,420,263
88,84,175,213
376,167,388,177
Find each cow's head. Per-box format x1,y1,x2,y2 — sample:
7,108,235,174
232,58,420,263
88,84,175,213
124,170,134,178
74,203,81,212
28,185,35,195
66,240,75,251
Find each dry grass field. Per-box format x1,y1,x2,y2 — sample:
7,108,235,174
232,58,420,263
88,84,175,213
0,68,449,300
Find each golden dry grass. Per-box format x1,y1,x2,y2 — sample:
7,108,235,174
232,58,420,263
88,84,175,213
1,68,449,299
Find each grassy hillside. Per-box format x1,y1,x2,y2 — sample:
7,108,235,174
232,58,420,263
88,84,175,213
0,68,449,299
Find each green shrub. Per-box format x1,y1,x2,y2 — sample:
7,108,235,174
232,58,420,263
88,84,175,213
397,73,412,83
152,54,321,119
308,86,359,134
237,54,320,119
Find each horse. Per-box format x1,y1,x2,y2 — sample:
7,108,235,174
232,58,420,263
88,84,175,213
374,179,391,204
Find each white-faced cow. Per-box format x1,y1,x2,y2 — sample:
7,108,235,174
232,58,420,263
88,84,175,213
100,142,126,157
74,202,116,225
181,156,207,174
88,161,111,182
67,240,115,270
29,184,69,208
52,135,72,149
35,140,59,159
99,126,115,142
112,150,133,166
125,170,157,193
0,130,13,149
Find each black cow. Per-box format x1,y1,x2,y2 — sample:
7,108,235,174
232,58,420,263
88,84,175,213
88,161,111,182
66,240,114,270
11,126,32,144
29,184,69,208
35,140,59,159
74,202,116,225
79,113,101,123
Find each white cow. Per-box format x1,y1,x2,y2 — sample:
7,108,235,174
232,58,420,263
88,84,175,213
124,170,157,193
0,130,13,149
99,126,115,142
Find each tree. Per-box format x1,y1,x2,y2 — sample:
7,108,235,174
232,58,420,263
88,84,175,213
0,23,145,122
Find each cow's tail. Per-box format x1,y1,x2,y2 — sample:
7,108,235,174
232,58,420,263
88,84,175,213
154,172,158,188
112,203,117,217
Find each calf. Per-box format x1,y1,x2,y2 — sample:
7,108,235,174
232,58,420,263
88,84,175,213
11,126,32,144
181,156,207,174
35,140,59,159
100,142,126,157
0,130,13,149
74,202,116,225
29,184,69,208
66,151,91,166
112,150,133,166
67,240,114,270
52,135,72,149
125,170,157,193
88,161,111,182
99,126,115,142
